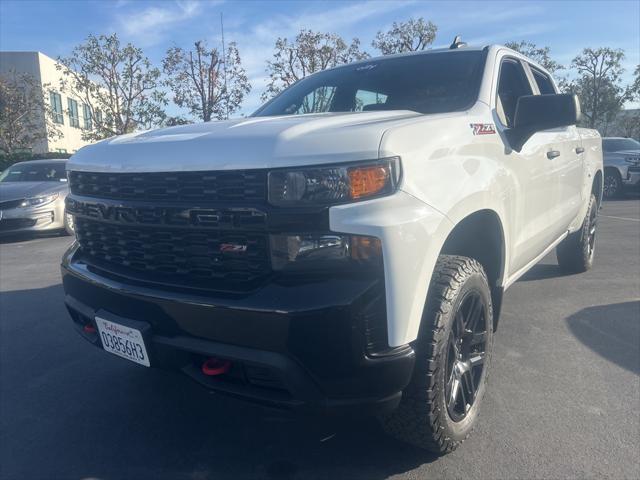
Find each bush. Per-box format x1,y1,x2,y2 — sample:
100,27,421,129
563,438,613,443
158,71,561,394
0,152,72,171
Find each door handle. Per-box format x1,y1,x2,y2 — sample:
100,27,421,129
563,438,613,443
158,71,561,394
575,147,585,154
547,150,561,159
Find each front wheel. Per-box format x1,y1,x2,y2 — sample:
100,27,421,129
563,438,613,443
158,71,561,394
556,194,597,274
380,255,493,453
603,169,622,199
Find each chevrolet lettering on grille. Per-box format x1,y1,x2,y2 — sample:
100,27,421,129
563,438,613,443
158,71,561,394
65,198,267,230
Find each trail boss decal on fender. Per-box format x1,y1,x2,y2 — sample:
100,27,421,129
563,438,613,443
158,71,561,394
470,123,496,135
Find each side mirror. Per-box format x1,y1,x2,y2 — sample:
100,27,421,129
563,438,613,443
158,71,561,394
506,93,581,151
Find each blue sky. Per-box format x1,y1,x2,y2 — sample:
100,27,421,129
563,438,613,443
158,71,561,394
1,0,639,115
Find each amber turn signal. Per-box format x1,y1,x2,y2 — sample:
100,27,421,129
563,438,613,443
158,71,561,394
350,235,383,262
348,165,391,199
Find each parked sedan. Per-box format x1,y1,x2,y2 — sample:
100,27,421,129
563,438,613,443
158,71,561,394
603,137,640,198
0,159,74,236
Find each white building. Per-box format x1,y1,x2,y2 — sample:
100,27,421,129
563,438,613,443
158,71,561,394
0,51,94,154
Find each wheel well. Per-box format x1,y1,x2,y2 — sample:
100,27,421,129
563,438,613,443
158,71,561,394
440,210,505,330
592,170,603,207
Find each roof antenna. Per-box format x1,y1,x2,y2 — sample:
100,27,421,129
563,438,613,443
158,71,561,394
449,35,467,49
220,12,229,120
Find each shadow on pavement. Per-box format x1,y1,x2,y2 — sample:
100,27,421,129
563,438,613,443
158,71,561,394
0,284,436,480
0,231,67,244
566,301,640,375
518,262,571,282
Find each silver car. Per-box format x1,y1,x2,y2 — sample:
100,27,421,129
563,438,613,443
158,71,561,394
603,137,640,198
0,159,74,236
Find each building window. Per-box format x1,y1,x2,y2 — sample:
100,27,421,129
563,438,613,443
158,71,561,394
50,92,64,124
68,98,80,128
82,103,92,130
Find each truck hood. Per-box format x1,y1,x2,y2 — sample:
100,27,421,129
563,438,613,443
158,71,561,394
0,181,68,203
68,111,422,173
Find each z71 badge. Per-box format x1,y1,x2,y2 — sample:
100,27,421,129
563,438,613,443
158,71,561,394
470,123,496,135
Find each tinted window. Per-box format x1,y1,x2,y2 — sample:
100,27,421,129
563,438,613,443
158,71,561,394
531,68,556,94
255,51,485,116
497,59,533,127
603,138,640,152
0,163,67,182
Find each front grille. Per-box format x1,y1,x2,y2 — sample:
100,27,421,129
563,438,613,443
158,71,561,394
74,217,271,290
68,170,267,203
0,199,24,210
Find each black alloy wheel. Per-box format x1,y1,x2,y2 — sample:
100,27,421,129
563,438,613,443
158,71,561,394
587,202,597,261
444,290,488,422
603,170,622,198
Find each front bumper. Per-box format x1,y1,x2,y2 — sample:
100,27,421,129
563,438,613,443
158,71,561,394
0,201,65,234
623,166,640,186
62,245,415,416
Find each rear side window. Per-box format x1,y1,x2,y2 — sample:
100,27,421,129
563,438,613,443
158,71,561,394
496,59,533,127
531,68,556,94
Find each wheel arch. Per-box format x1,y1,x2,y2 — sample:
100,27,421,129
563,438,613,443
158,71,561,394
438,209,507,330
592,169,603,207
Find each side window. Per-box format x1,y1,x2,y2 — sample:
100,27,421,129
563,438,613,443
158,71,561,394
531,68,556,94
354,90,388,111
496,59,533,127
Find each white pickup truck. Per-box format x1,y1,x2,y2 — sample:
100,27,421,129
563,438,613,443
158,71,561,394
62,43,602,453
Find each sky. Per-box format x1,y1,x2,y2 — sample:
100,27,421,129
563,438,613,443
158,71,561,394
1,0,639,116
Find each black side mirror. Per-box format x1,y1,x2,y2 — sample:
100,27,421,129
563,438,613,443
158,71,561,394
506,93,581,151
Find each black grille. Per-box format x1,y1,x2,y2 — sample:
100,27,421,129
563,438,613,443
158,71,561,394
68,170,267,203
74,217,271,290
0,218,37,231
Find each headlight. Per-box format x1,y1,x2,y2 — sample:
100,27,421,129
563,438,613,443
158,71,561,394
19,192,59,208
624,156,640,165
268,157,401,206
270,234,382,273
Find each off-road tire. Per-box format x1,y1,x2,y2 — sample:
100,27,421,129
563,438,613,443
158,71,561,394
380,255,494,454
556,194,597,274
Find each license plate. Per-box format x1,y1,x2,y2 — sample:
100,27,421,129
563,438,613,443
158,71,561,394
95,317,150,367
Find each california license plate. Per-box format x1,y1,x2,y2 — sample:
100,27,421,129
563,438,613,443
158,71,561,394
95,317,150,367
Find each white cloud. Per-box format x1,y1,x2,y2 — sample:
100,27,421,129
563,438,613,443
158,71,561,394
117,1,212,47
229,1,415,113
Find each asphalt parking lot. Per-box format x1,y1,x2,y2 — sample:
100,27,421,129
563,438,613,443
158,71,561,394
1,196,639,480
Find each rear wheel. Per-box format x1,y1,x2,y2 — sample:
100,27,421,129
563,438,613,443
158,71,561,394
556,194,597,273
380,255,493,453
603,169,622,199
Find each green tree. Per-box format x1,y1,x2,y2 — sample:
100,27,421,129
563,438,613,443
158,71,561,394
263,30,368,101
565,47,632,132
163,40,250,121
0,70,62,155
504,41,564,74
372,17,437,55
57,34,166,141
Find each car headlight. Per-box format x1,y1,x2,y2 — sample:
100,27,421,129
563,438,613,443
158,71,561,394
270,233,382,273
624,156,640,165
268,157,401,206
19,192,59,208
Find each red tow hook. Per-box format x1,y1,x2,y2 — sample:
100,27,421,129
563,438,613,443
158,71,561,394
202,357,232,376
83,324,97,334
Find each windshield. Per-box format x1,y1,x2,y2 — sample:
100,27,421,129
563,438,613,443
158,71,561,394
255,50,485,117
603,138,640,152
0,163,67,183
